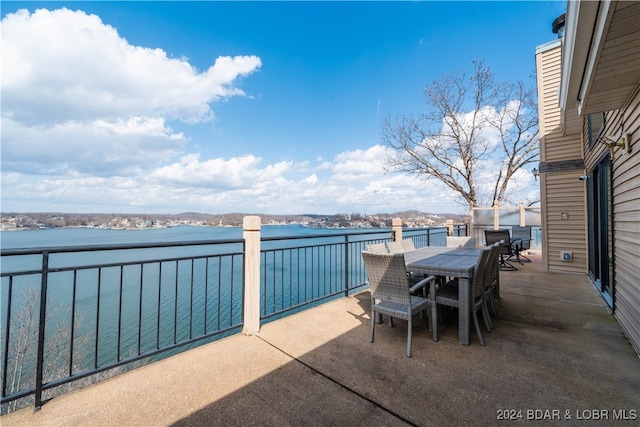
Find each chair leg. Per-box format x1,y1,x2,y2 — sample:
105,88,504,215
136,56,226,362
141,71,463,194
472,309,485,346
499,254,517,271
493,278,501,301
407,316,412,357
431,304,438,341
481,300,492,332
370,308,376,343
487,290,498,317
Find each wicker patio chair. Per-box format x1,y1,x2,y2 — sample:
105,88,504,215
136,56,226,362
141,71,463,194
484,229,517,271
482,242,503,323
400,239,416,252
386,240,405,254
362,251,436,357
434,247,491,346
446,236,476,248
385,240,425,284
366,243,389,254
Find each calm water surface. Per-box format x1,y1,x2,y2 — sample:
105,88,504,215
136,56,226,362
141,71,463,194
0,224,361,249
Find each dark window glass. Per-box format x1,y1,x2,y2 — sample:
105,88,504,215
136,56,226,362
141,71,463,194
587,113,604,147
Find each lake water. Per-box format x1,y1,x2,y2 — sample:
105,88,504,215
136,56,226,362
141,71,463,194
0,224,371,249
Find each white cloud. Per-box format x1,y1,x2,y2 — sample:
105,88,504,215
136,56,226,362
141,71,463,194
2,116,185,175
1,8,261,125
147,154,294,190
1,7,261,179
0,144,461,214
0,7,469,215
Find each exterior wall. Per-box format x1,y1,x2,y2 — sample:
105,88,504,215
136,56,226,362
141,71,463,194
540,0,640,355
543,171,588,273
584,86,640,354
536,41,587,273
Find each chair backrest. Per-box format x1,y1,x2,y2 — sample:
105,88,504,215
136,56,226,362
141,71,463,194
511,226,532,249
366,243,388,254
400,239,416,252
482,241,502,289
362,252,411,306
484,229,512,255
446,236,475,248
472,248,492,299
386,240,405,254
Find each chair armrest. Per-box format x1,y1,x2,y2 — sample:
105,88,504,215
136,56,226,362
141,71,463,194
410,275,437,294
510,238,523,248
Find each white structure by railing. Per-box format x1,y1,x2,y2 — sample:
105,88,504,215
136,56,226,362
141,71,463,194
243,216,262,335
470,201,542,250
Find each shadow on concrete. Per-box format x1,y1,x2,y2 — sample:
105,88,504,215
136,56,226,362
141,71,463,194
171,257,640,426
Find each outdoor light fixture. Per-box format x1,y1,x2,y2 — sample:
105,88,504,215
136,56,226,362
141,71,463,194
532,168,539,181
602,133,631,161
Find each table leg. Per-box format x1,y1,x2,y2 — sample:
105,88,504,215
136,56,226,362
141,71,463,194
430,280,438,341
459,277,471,345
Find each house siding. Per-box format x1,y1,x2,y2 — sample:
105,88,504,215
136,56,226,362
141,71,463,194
587,86,640,354
544,171,588,273
536,41,588,274
539,0,640,356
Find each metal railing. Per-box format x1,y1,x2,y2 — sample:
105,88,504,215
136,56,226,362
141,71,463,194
1,225,454,412
259,228,447,321
1,239,245,412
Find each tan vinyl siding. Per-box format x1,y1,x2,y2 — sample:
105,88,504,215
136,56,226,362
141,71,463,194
543,171,587,274
536,43,562,163
590,2,640,99
579,1,640,115
609,87,640,354
536,43,561,272
546,134,583,161
537,46,582,160
584,82,640,354
536,42,588,273
538,1,640,355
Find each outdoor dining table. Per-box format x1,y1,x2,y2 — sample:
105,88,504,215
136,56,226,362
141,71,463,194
404,246,483,345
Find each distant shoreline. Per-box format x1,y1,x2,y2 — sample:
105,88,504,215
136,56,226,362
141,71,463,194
1,211,467,233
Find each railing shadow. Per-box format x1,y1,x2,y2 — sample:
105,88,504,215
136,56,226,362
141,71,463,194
170,257,640,426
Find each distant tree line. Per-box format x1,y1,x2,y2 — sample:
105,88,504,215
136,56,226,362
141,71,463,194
1,211,469,229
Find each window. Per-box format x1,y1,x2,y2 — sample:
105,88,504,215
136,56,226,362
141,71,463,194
587,113,604,147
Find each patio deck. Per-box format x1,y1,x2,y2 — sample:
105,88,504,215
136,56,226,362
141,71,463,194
2,255,639,426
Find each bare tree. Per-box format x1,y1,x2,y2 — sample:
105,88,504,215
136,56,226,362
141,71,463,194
2,287,89,413
381,60,539,209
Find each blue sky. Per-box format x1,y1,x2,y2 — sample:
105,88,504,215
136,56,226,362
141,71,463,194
1,1,566,215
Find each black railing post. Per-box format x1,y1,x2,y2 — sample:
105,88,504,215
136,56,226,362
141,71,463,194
34,251,49,411
427,228,431,247
344,235,349,296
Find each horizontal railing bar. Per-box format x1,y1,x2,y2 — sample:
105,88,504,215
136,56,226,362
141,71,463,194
260,229,395,243
0,388,35,405
0,268,44,277
1,251,245,278
260,242,344,253
0,238,245,257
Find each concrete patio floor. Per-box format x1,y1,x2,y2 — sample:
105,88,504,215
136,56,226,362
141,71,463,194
2,255,639,426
